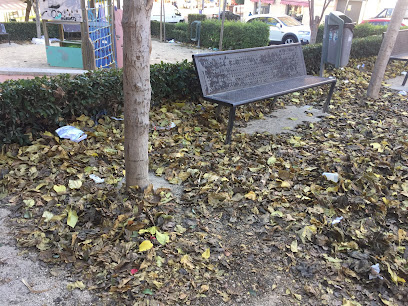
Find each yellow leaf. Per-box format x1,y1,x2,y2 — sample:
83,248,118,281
67,209,78,228
53,185,66,194
23,199,35,207
370,142,383,152
297,225,317,243
67,281,85,291
156,231,169,245
180,254,194,269
68,180,82,189
290,240,298,253
267,156,277,165
139,240,153,252
245,191,256,200
280,181,291,188
202,248,210,259
398,229,406,242
200,284,209,292
42,211,54,222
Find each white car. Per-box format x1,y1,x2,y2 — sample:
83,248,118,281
246,14,311,45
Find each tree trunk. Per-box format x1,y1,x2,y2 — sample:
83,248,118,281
34,0,41,38
308,0,333,44
122,0,153,190
25,0,32,22
367,0,408,99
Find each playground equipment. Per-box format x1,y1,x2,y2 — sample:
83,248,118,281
39,0,121,70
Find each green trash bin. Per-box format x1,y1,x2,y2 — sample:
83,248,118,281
320,11,355,75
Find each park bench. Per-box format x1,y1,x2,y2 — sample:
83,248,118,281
0,23,10,45
389,29,408,86
193,43,337,144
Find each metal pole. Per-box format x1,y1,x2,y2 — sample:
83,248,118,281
219,0,227,51
218,0,221,20
160,0,163,41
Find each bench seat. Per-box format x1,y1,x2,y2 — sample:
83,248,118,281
193,44,336,144
206,75,335,107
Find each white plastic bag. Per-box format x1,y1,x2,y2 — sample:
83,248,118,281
55,126,87,142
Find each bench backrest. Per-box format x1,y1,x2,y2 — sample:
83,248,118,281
193,43,307,96
0,23,6,34
391,29,408,56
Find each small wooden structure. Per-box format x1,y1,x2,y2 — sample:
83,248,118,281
40,0,119,70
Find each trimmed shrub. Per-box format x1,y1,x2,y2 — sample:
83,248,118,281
0,35,384,146
0,62,199,146
3,22,60,41
198,19,269,49
152,19,269,49
188,14,207,24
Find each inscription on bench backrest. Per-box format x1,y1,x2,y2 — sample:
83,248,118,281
193,44,307,96
391,30,408,56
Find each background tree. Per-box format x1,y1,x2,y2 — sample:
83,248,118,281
22,0,41,38
122,0,153,190
308,0,333,44
367,0,408,99
23,0,32,22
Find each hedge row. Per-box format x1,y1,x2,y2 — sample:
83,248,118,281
0,34,383,146
315,22,408,44
0,61,200,146
151,19,269,50
303,35,382,74
2,22,60,41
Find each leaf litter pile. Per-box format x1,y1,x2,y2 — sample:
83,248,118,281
1,57,408,305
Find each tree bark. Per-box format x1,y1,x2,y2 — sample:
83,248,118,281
367,0,408,99
33,0,41,38
122,0,153,190
308,0,332,44
25,0,32,22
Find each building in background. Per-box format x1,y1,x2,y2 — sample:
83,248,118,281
0,0,31,22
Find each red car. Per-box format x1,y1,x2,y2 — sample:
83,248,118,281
360,18,408,27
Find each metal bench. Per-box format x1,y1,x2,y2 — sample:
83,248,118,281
389,29,408,86
0,23,10,45
193,44,337,144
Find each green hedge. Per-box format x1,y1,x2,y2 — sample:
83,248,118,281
316,22,407,44
151,21,190,43
2,22,60,41
0,61,200,146
0,35,383,146
303,35,382,74
152,19,269,50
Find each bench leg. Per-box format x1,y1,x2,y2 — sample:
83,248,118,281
323,82,336,113
402,72,408,86
225,106,236,144
215,104,222,120
271,97,277,108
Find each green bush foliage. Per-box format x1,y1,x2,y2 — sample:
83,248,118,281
0,63,199,146
316,22,406,44
188,14,207,24
0,34,383,146
152,19,268,49
195,19,269,49
3,22,60,41
151,21,189,42
303,35,382,74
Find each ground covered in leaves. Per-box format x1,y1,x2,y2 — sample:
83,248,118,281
1,57,408,305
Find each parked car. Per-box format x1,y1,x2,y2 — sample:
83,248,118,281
360,18,408,27
151,3,184,23
246,14,310,44
374,8,408,19
212,11,240,21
